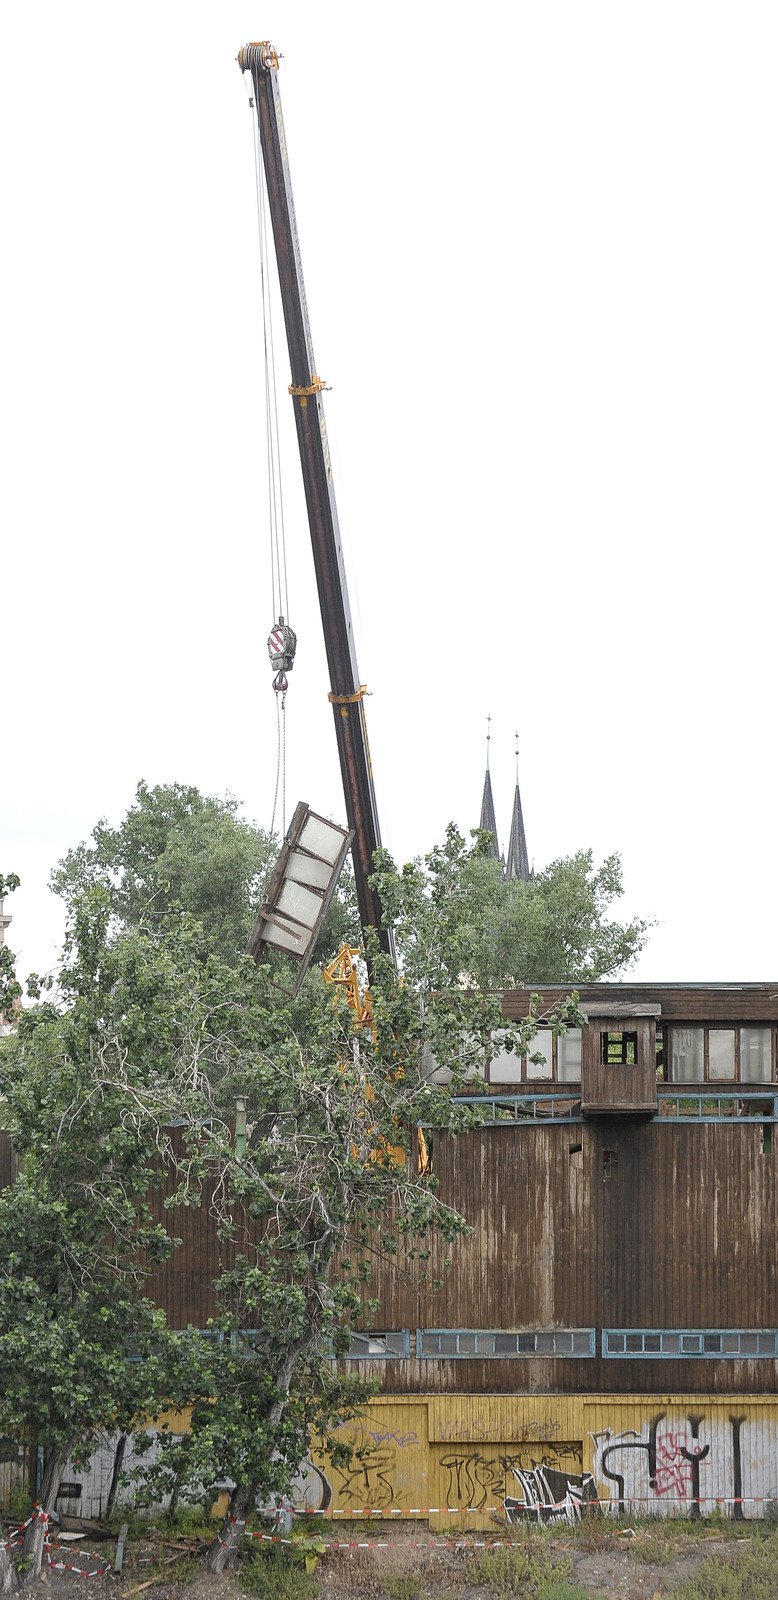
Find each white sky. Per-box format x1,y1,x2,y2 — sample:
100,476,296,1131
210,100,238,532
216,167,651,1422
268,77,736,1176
2,2,777,986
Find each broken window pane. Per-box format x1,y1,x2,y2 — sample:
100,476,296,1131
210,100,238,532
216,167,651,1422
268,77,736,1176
601,1031,639,1065
526,1030,553,1080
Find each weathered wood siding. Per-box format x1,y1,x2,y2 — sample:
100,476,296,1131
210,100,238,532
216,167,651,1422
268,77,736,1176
581,1015,657,1113
502,985,778,1024
362,1118,778,1394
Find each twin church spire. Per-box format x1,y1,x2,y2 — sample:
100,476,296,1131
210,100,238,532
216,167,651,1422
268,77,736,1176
478,721,531,882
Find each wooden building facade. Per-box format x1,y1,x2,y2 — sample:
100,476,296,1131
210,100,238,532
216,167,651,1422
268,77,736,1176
3,981,778,1520
306,982,778,1519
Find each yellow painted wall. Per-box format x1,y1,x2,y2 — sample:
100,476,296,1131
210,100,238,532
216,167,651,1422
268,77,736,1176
310,1395,778,1525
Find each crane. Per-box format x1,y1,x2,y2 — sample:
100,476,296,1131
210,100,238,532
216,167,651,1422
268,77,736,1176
238,41,393,964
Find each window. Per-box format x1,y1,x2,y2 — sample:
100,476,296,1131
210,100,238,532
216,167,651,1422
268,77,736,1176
343,1331,409,1359
418,1328,595,1358
668,1026,774,1084
558,1030,582,1083
490,1028,582,1085
671,1028,704,1082
601,1031,638,1065
526,1030,553,1081
603,1149,618,1181
741,1028,772,1083
709,1029,736,1080
603,1328,778,1358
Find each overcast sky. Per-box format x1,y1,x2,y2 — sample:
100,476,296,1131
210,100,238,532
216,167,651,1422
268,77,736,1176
2,2,777,985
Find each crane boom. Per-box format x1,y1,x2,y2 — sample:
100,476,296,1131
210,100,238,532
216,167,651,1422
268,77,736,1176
239,41,391,958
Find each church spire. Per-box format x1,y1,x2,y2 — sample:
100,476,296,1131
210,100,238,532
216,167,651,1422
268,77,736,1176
479,715,500,861
505,731,531,882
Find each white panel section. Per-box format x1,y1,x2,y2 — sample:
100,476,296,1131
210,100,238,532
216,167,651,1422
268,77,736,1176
263,921,310,953
277,880,322,927
299,815,348,863
287,849,332,890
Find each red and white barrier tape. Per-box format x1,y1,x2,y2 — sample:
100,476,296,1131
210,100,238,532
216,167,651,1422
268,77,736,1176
246,1529,554,1550
1,1508,108,1577
291,1493,778,1516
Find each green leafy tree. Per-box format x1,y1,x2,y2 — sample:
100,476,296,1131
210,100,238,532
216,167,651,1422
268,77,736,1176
51,781,358,967
0,874,21,1025
371,825,651,989
2,805,610,1579
119,913,580,1571
0,891,205,1578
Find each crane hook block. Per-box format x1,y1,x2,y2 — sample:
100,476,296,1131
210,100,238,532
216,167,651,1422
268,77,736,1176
268,616,297,694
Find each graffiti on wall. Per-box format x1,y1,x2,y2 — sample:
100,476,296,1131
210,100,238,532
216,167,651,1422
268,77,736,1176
438,1443,595,1524
438,1417,562,1444
505,1464,599,1525
591,1412,778,1519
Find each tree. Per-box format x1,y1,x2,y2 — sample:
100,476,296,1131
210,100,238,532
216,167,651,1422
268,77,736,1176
0,874,21,1025
371,825,651,989
113,889,582,1570
51,781,358,967
2,804,616,1577
0,890,202,1578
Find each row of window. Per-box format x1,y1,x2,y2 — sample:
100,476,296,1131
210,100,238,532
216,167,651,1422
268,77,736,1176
604,1329,778,1358
486,1026,776,1085
418,1328,594,1357
671,1027,772,1084
342,1328,778,1360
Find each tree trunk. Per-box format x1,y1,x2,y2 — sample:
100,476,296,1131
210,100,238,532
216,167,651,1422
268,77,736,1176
204,1482,256,1574
203,1292,332,1575
0,1522,19,1596
22,1443,72,1579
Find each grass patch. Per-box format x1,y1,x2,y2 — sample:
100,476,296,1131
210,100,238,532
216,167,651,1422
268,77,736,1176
464,1544,588,1598
383,1575,425,1600
630,1534,676,1566
241,1546,315,1600
671,1532,778,1597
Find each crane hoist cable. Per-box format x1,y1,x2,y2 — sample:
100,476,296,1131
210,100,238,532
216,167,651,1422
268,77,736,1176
244,73,297,836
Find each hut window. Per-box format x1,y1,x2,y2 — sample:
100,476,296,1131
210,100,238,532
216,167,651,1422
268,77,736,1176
602,1149,618,1180
525,1030,553,1080
671,1027,704,1083
600,1031,638,1065
558,1029,582,1083
488,1028,583,1084
741,1027,772,1083
668,1025,773,1084
709,1029,736,1080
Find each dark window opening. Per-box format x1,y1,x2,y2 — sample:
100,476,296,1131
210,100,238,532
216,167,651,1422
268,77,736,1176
603,1149,618,1181
569,1142,583,1156
601,1030,639,1065
656,1026,665,1079
762,1121,772,1155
